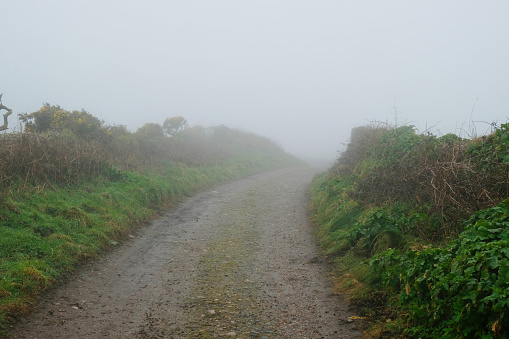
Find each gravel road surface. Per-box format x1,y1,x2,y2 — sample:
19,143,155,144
9,167,363,339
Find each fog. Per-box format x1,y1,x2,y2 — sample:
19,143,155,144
2,1,509,163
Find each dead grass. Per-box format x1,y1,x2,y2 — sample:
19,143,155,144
333,124,509,240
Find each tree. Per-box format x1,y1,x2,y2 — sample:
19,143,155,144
163,116,188,136
135,123,165,139
0,94,13,132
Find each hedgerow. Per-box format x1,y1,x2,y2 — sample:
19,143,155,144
311,122,509,337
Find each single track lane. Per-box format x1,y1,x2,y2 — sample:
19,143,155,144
9,167,363,338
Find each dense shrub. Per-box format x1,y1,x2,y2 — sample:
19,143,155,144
2,104,294,195
371,200,509,338
332,124,509,240
0,133,111,187
311,122,509,337
19,104,105,139
467,123,509,197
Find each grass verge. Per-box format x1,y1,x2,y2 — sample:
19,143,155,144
0,155,298,336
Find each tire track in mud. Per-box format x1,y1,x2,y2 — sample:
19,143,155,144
9,167,363,339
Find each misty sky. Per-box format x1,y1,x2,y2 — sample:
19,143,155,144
2,1,509,162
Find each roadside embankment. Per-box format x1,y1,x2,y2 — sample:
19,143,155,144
310,123,509,338
0,120,300,335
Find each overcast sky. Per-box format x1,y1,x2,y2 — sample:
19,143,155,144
2,1,509,162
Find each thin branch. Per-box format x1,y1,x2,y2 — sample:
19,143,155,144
0,94,13,131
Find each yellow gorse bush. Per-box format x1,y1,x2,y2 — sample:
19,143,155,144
51,110,69,130
20,104,104,137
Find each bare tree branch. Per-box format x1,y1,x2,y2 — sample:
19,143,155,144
0,94,13,132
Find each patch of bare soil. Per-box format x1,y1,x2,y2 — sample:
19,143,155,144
8,167,363,338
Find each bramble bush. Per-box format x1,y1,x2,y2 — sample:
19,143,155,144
311,121,509,337
371,199,509,338
332,123,508,241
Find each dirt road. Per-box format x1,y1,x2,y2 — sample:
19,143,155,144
9,167,363,338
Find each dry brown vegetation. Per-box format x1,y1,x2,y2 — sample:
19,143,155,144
0,115,287,197
330,123,509,240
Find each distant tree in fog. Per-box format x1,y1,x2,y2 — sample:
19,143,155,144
163,116,188,136
135,123,165,139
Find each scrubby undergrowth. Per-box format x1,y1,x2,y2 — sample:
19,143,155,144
0,104,299,335
311,123,509,338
